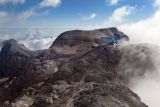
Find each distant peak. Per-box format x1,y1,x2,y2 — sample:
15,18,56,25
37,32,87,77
1,39,33,57
6,39,18,45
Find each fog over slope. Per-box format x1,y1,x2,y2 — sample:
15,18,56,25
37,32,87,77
121,44,160,107
118,9,160,106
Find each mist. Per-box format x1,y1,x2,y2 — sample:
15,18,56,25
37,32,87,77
131,48,160,107
117,41,160,107
131,73,160,107
117,9,160,106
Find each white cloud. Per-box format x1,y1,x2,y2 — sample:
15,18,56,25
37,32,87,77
0,30,56,50
40,0,61,8
154,0,160,6
83,13,96,20
109,5,135,23
18,8,37,21
0,0,26,5
107,0,119,5
0,11,8,18
131,74,160,107
23,37,54,50
18,7,49,21
119,9,160,45
19,30,56,50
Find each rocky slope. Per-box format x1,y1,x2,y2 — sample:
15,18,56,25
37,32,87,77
0,28,148,107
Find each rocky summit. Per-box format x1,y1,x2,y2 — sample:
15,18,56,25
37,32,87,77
0,28,148,107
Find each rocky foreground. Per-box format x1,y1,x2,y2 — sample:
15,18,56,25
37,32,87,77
0,28,150,107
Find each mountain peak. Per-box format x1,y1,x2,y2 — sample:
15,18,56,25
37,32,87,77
6,39,18,45
50,28,129,54
1,39,33,57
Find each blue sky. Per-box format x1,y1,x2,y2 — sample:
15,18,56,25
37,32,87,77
0,0,160,51
0,0,157,28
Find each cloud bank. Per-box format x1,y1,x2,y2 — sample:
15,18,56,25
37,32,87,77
118,44,160,107
114,1,160,107
0,29,58,50
119,7,160,45
20,30,55,50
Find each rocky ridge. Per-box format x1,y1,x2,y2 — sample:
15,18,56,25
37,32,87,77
0,28,148,107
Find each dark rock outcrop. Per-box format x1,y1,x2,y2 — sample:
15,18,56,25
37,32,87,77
0,39,5,50
0,39,34,77
0,28,148,107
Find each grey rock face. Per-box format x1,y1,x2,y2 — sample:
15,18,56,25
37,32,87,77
0,39,6,51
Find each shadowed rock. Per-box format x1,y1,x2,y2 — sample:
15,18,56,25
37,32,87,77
0,39,34,77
